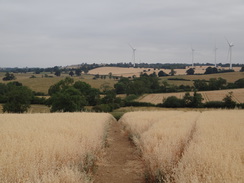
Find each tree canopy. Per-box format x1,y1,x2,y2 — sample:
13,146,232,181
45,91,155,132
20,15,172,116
186,68,195,75
2,72,16,81
3,84,33,113
47,77,100,112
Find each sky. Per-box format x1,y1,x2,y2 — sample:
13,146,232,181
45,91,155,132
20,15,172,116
0,0,244,68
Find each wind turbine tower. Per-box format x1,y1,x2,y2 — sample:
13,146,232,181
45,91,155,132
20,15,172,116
191,46,195,67
214,43,218,67
226,39,234,70
129,44,136,67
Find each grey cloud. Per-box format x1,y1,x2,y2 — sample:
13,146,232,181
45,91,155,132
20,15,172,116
0,0,243,67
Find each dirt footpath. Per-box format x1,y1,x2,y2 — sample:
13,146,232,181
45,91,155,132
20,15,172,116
94,121,145,183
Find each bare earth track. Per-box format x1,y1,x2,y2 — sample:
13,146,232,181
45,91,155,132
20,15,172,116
94,121,145,183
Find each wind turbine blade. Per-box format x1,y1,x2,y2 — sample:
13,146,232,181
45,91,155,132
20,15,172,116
225,37,231,46
128,43,134,50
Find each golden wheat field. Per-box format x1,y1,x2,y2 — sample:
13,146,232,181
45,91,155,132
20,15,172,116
0,113,115,183
88,66,242,77
120,110,244,183
89,66,187,77
138,88,244,104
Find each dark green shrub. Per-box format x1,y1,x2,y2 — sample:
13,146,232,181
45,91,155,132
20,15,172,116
125,101,155,107
31,96,47,105
124,94,139,102
161,96,184,108
237,103,244,109
204,101,225,108
168,78,191,81
92,104,113,112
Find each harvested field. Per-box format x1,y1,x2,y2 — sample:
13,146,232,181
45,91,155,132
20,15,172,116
138,88,244,104
0,113,115,183
120,110,244,183
88,66,242,77
89,67,155,77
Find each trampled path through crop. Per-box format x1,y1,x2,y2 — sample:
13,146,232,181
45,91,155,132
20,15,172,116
94,121,145,183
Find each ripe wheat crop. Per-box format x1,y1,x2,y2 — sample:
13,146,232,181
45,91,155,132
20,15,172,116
0,113,115,183
174,111,244,183
120,110,244,183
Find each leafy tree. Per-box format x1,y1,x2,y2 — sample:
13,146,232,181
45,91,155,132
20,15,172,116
186,68,195,75
101,90,117,104
234,78,244,88
169,68,176,76
182,91,203,108
73,81,92,95
114,82,126,94
204,67,218,74
48,77,74,95
127,80,148,95
108,72,112,79
54,70,61,77
183,92,194,107
159,81,170,92
240,66,244,72
162,96,184,108
149,72,157,77
193,80,209,91
114,77,130,94
3,85,33,113
99,90,122,111
192,91,203,108
86,88,100,106
208,77,227,90
223,92,236,108
34,68,42,74
75,69,82,76
74,81,100,105
2,72,16,81
0,83,8,103
69,71,74,77
158,70,168,77
48,87,87,112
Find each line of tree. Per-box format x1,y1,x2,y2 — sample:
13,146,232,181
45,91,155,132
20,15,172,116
159,91,242,109
194,78,244,91
2,63,243,75
114,73,244,95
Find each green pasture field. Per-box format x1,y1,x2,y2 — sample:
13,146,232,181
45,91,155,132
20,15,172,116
0,73,117,94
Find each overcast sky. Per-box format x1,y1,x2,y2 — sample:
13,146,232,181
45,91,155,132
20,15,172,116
1,0,244,67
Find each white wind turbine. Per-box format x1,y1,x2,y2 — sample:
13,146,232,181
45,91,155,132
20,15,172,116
191,46,195,67
129,44,136,67
226,38,234,69
214,42,218,67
